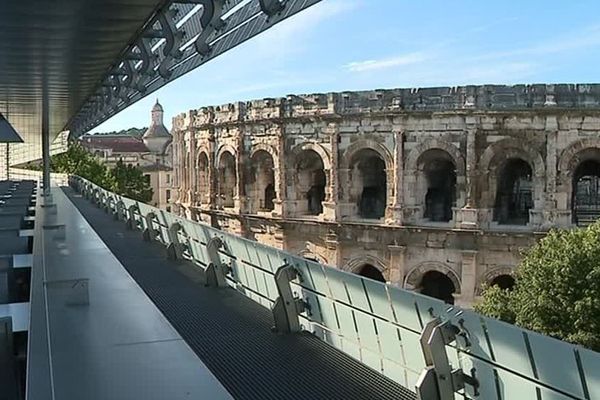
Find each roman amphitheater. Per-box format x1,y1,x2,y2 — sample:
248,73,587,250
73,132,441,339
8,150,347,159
172,84,600,306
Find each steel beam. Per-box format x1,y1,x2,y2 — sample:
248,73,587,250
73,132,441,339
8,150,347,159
67,0,323,136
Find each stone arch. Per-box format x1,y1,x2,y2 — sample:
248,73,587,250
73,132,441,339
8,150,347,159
215,144,238,167
289,142,332,171
480,266,516,294
343,254,387,274
404,139,466,221
557,138,600,211
478,138,545,212
341,139,394,171
216,147,238,208
288,142,331,215
298,250,327,265
196,150,210,204
247,146,278,213
341,140,394,219
480,138,544,177
164,142,173,157
404,262,461,295
251,143,279,164
405,138,466,176
483,266,514,283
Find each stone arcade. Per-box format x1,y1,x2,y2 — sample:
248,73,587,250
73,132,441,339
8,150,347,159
173,84,600,306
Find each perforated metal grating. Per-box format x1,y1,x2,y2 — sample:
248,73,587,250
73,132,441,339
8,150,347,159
64,187,416,400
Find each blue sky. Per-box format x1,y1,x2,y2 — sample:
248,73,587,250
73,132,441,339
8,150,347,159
92,0,600,133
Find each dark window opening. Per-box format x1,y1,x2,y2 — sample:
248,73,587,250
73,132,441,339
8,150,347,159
264,184,275,211
218,152,236,208
490,274,515,290
494,158,533,225
353,150,387,219
420,271,456,304
572,160,600,226
296,151,326,216
424,159,456,222
357,264,385,282
307,182,325,215
249,150,276,213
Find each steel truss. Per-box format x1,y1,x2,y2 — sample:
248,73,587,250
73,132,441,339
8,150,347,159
67,0,322,136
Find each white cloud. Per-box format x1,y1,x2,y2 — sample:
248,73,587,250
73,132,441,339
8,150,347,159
345,52,429,72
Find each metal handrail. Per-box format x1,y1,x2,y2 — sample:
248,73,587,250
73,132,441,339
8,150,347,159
70,175,600,400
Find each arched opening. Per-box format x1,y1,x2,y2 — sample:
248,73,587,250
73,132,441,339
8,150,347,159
572,160,600,226
197,153,209,204
490,274,515,290
494,158,533,225
295,149,326,216
248,150,276,213
420,271,456,304
349,149,387,219
418,150,456,222
217,152,237,208
357,264,385,282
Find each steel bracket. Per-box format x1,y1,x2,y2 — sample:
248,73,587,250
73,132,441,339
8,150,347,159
166,222,187,260
205,236,229,287
142,212,159,242
259,0,286,17
126,205,139,230
271,262,307,334
416,318,480,400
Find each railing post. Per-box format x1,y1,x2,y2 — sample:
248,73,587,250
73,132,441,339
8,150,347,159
115,201,126,221
166,222,186,260
416,318,479,400
142,212,158,242
126,205,139,230
204,237,229,288
104,196,111,213
271,262,307,334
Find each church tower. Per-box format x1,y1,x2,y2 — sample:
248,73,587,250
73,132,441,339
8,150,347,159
142,99,172,154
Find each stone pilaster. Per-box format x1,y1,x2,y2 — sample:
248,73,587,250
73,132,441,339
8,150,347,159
207,131,216,209
543,118,570,228
234,132,245,212
189,128,197,204
273,126,287,218
387,245,406,286
455,123,480,229
323,122,340,221
456,250,477,307
324,229,342,268
387,130,404,225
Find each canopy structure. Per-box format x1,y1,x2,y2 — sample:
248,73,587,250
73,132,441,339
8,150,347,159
0,113,23,143
0,0,322,185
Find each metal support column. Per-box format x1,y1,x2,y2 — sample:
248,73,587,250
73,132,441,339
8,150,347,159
42,89,50,195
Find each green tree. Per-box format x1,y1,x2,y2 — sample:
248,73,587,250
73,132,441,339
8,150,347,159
475,224,600,351
51,142,110,188
108,160,153,203
44,142,152,203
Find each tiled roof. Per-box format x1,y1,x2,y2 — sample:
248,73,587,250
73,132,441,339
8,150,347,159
81,135,149,153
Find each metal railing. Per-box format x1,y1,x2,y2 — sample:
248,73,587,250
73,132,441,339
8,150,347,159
70,175,600,400
9,168,68,186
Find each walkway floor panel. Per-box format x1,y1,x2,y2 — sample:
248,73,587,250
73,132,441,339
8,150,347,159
27,188,232,400
63,186,416,400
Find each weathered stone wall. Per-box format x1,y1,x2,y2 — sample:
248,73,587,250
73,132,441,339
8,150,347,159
172,84,600,306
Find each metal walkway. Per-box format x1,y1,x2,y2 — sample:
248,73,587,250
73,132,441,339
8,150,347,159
62,186,415,400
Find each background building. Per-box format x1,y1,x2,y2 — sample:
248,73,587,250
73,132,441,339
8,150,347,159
173,84,600,306
81,100,174,210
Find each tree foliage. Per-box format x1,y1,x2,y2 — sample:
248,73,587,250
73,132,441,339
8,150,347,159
49,142,153,203
475,223,600,351
108,160,153,203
